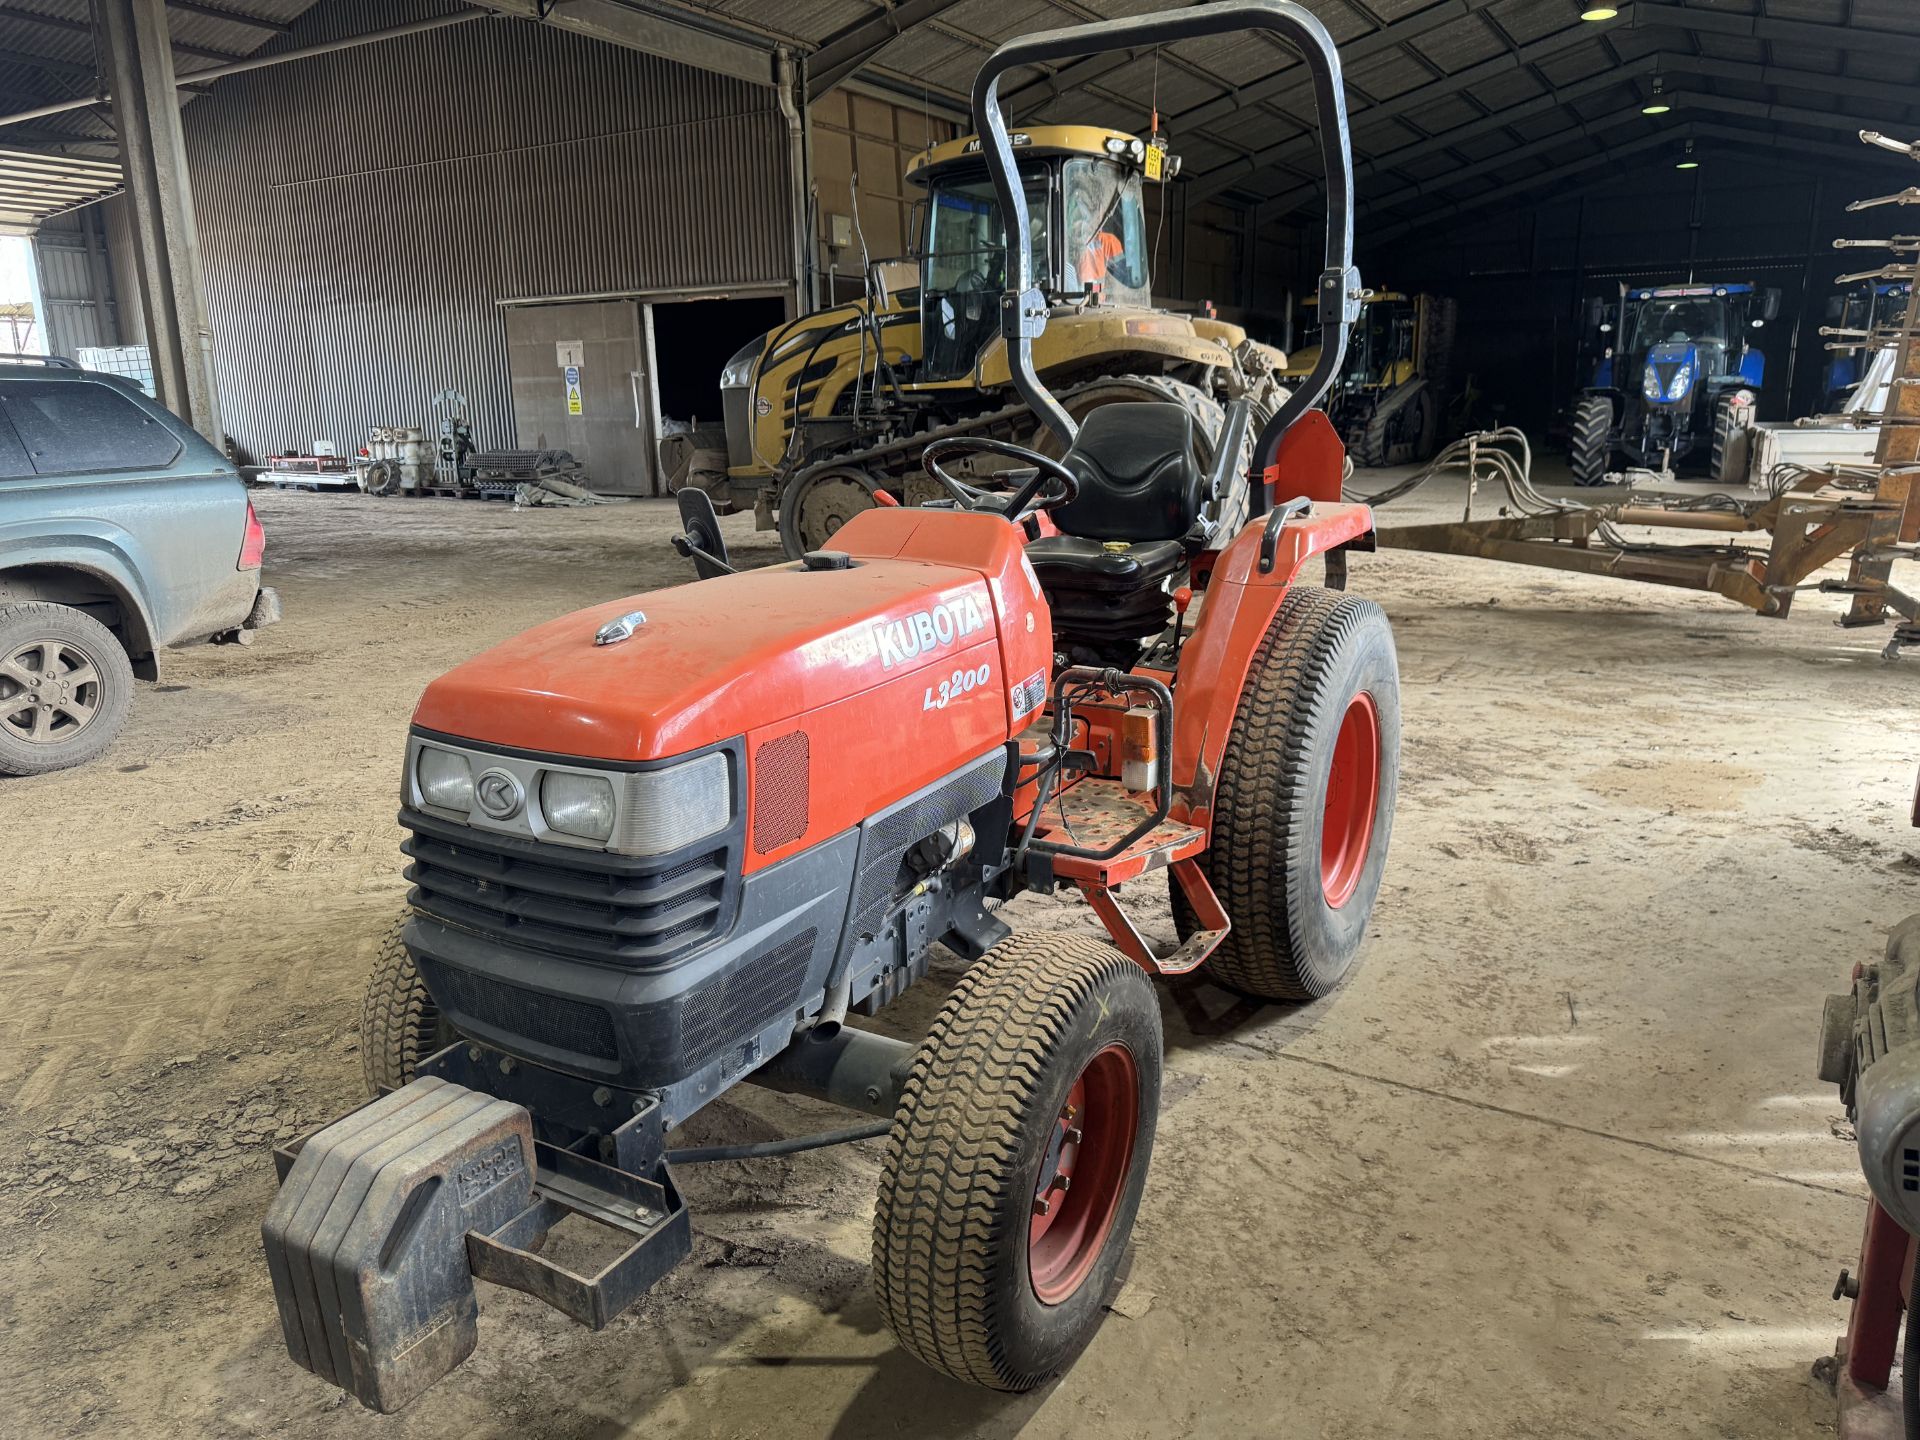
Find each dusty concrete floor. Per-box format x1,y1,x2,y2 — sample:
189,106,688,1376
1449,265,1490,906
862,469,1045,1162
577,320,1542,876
2,467,1916,1439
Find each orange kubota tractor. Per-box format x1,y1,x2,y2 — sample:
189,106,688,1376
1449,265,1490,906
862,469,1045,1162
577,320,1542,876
262,0,1389,1411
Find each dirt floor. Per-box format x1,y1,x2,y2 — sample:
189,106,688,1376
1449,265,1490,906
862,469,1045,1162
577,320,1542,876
3,464,1917,1439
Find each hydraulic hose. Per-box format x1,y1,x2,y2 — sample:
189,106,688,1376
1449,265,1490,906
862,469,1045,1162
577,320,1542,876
665,1119,893,1166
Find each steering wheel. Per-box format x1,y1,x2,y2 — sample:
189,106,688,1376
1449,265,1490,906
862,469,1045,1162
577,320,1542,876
921,437,1079,524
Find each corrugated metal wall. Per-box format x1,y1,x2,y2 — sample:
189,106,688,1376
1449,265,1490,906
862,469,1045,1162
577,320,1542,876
32,210,120,355
179,0,791,457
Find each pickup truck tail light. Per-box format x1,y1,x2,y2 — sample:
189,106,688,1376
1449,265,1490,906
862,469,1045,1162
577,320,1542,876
238,501,266,571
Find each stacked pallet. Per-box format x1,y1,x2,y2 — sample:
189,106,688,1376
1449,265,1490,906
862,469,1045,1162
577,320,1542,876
465,448,590,487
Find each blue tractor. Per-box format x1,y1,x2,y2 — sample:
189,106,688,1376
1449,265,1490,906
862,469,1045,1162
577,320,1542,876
1822,280,1913,411
1568,282,1781,486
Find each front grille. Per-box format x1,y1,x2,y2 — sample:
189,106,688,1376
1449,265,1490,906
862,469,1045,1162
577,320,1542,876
752,730,810,854
681,928,818,1070
403,809,735,965
431,966,619,1061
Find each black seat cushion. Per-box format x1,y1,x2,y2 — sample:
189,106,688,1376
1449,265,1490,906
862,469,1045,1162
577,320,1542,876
1025,535,1186,593
1054,403,1206,543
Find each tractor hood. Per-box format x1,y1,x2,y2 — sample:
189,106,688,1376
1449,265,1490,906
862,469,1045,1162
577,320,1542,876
1642,342,1702,408
413,558,1003,764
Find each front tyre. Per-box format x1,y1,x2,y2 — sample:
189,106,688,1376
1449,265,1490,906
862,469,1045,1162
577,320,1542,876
1710,395,1749,485
359,918,456,1094
1568,395,1612,487
1187,587,1400,1000
872,931,1162,1391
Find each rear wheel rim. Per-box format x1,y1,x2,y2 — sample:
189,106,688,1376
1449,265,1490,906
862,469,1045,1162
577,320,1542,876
0,636,104,746
1028,1041,1139,1305
790,469,877,551
1320,691,1381,908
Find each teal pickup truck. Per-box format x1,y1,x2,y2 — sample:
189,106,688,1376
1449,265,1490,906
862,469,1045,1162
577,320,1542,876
0,357,279,776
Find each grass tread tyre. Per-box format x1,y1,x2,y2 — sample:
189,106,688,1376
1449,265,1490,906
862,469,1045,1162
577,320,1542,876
1569,395,1612,487
0,601,134,777
359,918,454,1095
872,930,1161,1391
1184,586,1400,1000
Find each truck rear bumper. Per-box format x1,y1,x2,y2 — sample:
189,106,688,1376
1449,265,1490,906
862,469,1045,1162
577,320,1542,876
212,585,280,645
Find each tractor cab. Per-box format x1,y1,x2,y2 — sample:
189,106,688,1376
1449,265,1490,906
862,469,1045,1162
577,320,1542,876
910,127,1160,380
1610,285,1769,415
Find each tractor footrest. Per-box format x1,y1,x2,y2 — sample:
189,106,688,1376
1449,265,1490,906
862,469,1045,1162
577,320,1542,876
1037,778,1206,885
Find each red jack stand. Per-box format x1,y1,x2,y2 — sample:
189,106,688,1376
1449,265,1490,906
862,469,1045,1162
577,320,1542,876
1827,1200,1915,1438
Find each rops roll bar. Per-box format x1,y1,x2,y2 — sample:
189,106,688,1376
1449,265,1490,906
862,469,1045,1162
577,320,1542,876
968,0,1360,474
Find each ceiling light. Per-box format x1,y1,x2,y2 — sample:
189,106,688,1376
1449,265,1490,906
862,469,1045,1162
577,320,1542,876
1580,6,1620,19
1642,76,1671,115
1675,139,1699,170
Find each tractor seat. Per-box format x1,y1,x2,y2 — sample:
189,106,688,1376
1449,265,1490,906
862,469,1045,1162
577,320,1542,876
1026,403,1206,595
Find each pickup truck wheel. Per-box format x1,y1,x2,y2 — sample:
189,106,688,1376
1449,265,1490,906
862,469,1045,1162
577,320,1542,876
360,918,456,1094
0,602,133,776
872,931,1161,1391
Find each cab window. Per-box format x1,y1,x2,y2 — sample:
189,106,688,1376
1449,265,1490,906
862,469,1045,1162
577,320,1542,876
1063,158,1149,306
0,379,184,476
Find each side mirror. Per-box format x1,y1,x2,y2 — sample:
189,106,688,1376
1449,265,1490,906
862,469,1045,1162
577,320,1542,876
672,488,734,580
1825,294,1846,324
1583,296,1605,329
1761,287,1782,322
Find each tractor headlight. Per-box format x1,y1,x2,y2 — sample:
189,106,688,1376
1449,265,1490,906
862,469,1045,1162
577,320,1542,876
1641,366,1664,401
416,745,474,812
541,771,617,843
612,752,732,856
1667,361,1694,400
719,337,763,390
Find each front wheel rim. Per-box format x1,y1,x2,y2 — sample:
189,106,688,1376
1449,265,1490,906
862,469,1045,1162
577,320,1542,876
1320,691,1381,908
0,636,104,746
1028,1041,1140,1306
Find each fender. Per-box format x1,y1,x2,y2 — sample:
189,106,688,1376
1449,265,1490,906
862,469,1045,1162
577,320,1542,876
1170,500,1376,830
0,531,161,656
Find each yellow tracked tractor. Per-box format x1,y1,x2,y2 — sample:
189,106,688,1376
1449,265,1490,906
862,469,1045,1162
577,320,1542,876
705,125,1289,555
1282,289,1455,467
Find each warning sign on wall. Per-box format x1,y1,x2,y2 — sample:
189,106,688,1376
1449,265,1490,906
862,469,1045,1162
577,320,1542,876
564,364,583,416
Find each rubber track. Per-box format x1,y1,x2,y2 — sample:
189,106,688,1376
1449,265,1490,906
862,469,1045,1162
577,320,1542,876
871,931,1140,1390
358,919,446,1096
1199,587,1385,1000
1569,395,1611,487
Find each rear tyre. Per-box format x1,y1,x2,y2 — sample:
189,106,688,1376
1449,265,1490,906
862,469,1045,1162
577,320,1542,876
360,917,456,1095
1568,395,1612,487
872,931,1162,1391
0,602,133,777
1180,587,1400,1000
